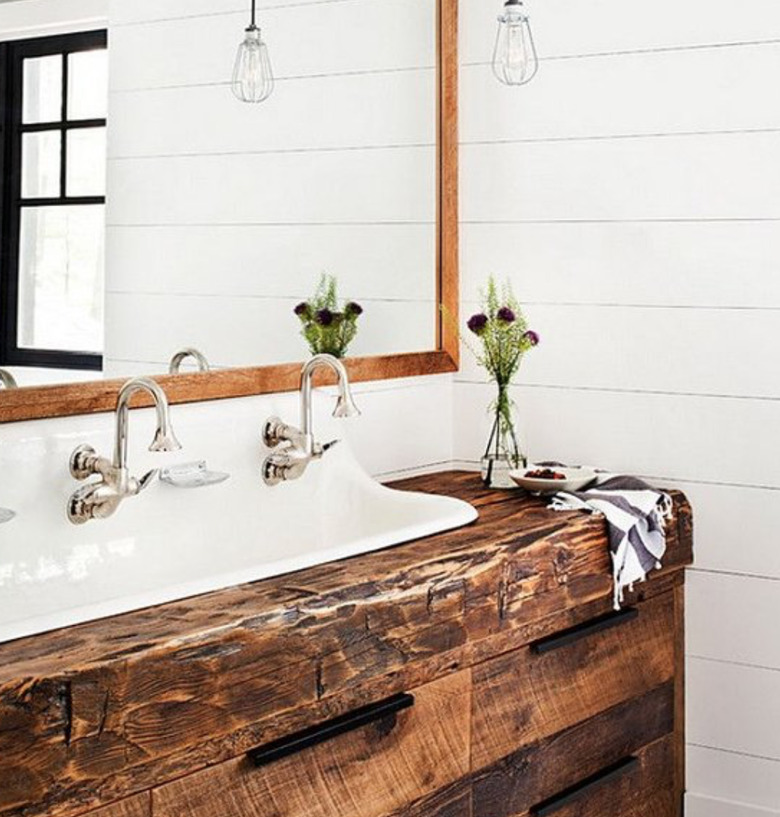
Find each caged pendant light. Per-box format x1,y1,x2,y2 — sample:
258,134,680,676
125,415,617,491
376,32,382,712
492,0,539,87
232,0,274,103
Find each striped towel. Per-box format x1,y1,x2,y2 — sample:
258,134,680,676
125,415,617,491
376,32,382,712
549,474,673,610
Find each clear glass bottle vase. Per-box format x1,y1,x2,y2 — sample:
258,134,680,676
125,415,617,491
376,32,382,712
480,382,526,489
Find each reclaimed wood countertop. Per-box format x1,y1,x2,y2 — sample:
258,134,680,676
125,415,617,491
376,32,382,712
0,471,693,817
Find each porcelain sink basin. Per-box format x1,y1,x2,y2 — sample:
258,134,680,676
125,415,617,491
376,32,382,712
0,442,477,644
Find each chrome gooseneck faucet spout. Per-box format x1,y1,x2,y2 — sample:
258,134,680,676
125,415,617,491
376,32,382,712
262,354,360,485
0,367,18,519
67,377,182,524
0,369,18,389
169,347,210,375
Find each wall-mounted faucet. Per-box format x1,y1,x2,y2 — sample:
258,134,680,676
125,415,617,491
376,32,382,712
67,377,182,524
262,354,360,485
169,347,210,374
0,369,17,389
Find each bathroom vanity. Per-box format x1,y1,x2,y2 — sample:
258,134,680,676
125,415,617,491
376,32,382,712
0,472,693,817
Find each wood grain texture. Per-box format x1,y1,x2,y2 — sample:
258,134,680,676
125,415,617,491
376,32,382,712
471,683,674,817
516,735,676,817
0,473,692,817
153,672,470,817
437,0,458,364
0,350,458,423
79,795,150,817
471,591,676,771
673,583,686,817
0,0,459,425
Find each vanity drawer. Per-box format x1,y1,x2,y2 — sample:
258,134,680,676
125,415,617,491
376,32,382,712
518,735,675,817
472,591,676,771
152,671,470,817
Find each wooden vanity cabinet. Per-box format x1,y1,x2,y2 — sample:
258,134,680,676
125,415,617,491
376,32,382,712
147,590,682,817
0,474,691,817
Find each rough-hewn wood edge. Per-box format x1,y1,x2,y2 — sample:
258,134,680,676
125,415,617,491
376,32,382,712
0,0,460,425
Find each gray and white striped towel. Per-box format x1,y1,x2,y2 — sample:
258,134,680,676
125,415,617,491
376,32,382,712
549,473,673,610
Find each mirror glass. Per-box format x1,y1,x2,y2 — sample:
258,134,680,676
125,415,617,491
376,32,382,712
0,0,438,390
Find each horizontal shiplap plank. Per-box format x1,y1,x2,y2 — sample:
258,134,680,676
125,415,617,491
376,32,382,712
461,221,780,309
461,43,780,144
105,224,435,301
108,69,435,158
462,131,780,222
105,147,436,225
671,482,780,579
688,746,780,812
104,294,435,370
461,0,780,64
688,658,780,761
686,793,780,817
0,0,107,40
111,0,366,27
457,304,780,399
109,0,434,91
688,572,780,669
452,382,780,489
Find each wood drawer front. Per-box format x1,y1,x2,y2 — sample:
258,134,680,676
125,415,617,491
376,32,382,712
152,671,470,817
517,735,675,817
472,683,674,817
472,591,675,770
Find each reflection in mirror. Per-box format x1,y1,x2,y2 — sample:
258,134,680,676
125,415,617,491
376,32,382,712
0,0,439,393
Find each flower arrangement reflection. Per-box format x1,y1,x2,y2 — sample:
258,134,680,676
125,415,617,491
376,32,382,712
294,274,363,359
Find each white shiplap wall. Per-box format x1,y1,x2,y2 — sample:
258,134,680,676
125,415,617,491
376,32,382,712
104,0,438,374
455,0,780,813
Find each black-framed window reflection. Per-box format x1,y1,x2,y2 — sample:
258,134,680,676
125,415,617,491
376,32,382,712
0,29,107,371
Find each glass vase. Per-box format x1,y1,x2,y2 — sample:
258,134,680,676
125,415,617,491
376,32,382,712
480,382,526,489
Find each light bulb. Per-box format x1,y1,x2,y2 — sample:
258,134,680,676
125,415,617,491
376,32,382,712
232,24,274,103
492,0,538,87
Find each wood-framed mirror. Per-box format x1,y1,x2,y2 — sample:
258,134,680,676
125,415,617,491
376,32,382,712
0,0,458,423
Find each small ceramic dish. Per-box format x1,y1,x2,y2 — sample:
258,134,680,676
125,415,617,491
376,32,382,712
509,465,597,494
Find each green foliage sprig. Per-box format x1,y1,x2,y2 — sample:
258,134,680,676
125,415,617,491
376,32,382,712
294,274,363,358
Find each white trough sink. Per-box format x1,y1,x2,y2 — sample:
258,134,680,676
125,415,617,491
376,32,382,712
0,442,477,644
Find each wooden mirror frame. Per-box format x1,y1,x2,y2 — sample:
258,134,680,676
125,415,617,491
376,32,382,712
0,0,459,424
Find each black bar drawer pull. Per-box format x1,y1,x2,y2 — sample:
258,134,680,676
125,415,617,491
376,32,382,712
247,692,414,768
531,756,639,816
531,608,639,655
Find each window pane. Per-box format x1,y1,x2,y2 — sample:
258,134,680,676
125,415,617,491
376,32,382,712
21,131,61,199
22,55,63,124
67,50,108,120
66,128,106,197
18,205,105,353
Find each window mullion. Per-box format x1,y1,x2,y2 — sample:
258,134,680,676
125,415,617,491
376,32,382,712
60,53,67,199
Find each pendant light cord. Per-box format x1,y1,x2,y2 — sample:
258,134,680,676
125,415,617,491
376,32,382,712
251,0,257,28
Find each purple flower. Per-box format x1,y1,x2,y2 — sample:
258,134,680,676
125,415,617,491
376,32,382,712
346,301,364,317
497,306,516,324
467,313,489,335
294,301,310,318
523,329,540,346
315,308,334,327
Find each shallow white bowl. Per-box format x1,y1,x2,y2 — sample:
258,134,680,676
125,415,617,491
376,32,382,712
509,465,597,494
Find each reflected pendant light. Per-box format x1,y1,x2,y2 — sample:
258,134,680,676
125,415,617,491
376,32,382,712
492,0,539,86
232,0,274,103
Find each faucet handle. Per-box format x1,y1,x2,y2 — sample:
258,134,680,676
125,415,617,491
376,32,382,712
137,469,160,493
263,417,305,449
314,439,340,458
70,444,101,480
